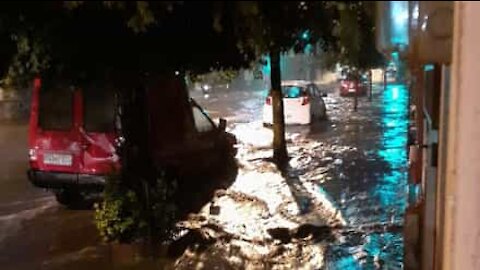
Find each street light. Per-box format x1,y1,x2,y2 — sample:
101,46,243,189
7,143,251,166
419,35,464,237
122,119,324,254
301,30,310,41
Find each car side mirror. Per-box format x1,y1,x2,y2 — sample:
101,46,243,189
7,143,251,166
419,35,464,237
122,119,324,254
218,118,227,131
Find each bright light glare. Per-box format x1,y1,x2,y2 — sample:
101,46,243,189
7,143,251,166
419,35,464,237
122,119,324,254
229,122,273,148
411,1,420,30
208,162,346,240
421,15,429,32
393,9,408,26
413,4,419,21
392,87,399,100
390,1,409,45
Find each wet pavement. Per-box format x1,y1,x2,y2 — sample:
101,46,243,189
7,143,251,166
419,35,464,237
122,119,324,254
190,82,408,269
0,82,408,269
0,123,112,270
317,84,408,269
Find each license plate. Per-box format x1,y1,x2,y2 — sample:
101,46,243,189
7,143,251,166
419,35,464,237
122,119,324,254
348,88,356,92
43,153,72,166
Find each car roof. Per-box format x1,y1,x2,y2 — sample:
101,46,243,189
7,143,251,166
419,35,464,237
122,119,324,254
281,80,312,87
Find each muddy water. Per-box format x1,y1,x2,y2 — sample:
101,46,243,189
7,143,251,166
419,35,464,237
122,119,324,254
0,83,408,269
315,84,409,269
190,83,409,269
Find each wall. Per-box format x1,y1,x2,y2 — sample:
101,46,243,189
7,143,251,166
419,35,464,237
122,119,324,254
0,87,30,122
442,2,480,269
193,52,334,93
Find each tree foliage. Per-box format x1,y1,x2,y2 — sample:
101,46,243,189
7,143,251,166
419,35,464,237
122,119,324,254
336,1,385,70
0,1,383,88
222,2,339,58
95,172,178,243
0,1,254,88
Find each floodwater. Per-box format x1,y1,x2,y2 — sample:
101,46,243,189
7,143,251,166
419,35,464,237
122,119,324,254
186,82,409,269
0,82,409,269
318,83,408,269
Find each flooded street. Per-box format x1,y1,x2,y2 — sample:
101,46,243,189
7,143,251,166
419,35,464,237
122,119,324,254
318,83,408,269
0,82,408,269
191,82,408,269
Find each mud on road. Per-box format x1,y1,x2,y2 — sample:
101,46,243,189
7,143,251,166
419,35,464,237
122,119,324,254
171,83,409,269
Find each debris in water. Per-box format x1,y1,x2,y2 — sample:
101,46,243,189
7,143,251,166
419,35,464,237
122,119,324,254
267,227,291,244
334,159,343,165
340,193,347,205
210,204,221,216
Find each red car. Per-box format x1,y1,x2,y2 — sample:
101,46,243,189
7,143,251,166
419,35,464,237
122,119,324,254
27,76,237,207
27,78,120,206
339,74,367,97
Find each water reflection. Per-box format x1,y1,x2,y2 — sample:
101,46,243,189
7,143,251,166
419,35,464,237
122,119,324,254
325,84,408,269
366,83,408,267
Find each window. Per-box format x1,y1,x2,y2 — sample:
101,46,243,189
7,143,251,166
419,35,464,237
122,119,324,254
84,87,116,132
308,85,319,97
281,86,307,98
39,87,73,131
192,105,215,133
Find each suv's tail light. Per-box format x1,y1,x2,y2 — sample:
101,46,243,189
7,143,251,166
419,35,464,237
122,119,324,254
28,148,37,161
33,78,41,89
266,96,272,105
301,95,310,106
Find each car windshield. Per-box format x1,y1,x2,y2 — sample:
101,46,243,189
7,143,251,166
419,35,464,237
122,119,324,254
190,99,216,133
192,105,215,133
281,86,306,98
39,87,73,131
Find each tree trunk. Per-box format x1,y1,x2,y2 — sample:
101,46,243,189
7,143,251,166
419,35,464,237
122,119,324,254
270,49,288,166
369,70,373,101
119,83,158,250
384,69,387,90
353,70,359,112
353,88,358,111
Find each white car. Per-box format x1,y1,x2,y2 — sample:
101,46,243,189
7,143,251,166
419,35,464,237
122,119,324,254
263,80,327,125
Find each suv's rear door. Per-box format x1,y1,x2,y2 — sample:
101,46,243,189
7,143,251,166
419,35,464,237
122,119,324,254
80,86,118,175
31,85,82,173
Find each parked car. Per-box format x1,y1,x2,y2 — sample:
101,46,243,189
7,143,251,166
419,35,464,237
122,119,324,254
385,68,397,83
263,80,327,125
335,64,351,82
339,73,368,97
27,76,237,207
